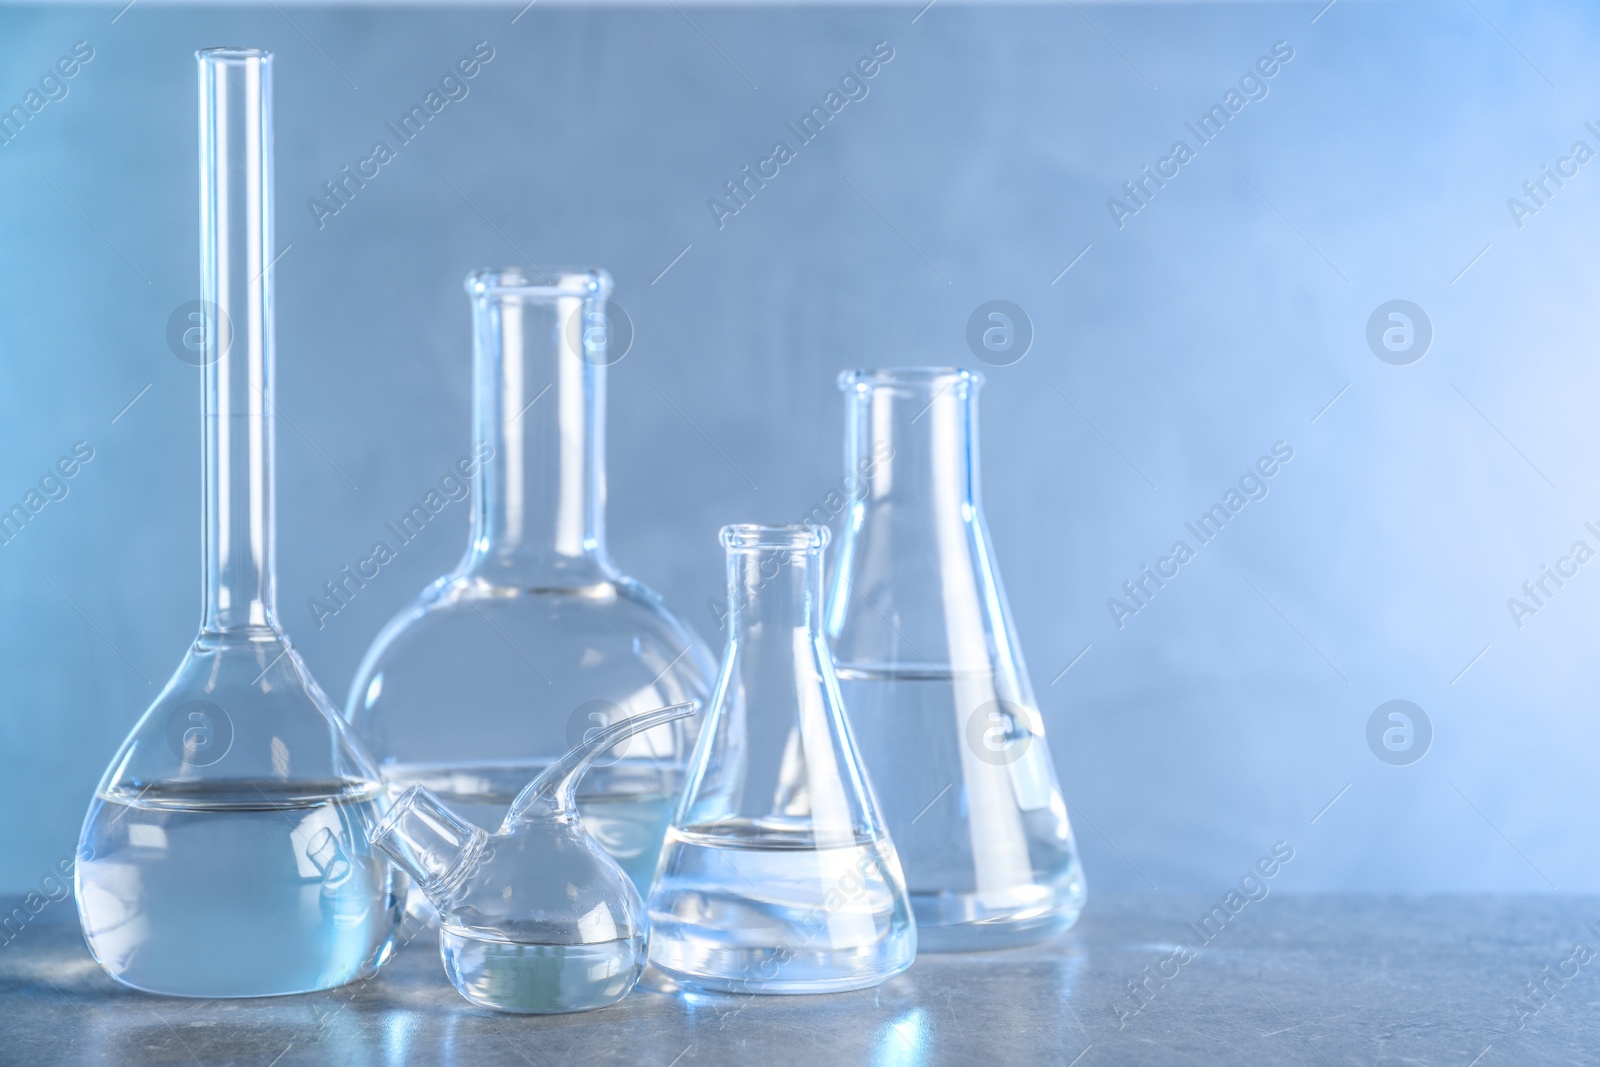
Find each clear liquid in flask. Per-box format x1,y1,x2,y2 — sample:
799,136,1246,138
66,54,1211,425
837,668,1084,949
648,822,915,995
77,780,399,997
441,925,643,1013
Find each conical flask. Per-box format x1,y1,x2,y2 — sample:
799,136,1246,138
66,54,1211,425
372,702,696,1013
825,368,1085,951
75,48,401,997
648,525,915,994
345,268,715,897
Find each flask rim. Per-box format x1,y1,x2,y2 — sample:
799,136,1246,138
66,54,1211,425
720,524,829,551
837,366,986,392
465,267,613,300
196,47,272,63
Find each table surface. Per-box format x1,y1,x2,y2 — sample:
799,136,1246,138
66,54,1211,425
1,893,1591,1066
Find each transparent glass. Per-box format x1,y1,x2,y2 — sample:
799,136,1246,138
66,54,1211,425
648,525,915,994
345,268,715,900
373,702,695,1013
825,368,1085,951
74,48,401,997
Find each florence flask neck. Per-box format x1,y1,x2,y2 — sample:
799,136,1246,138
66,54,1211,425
461,268,616,588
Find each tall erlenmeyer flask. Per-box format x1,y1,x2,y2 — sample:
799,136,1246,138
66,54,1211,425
825,368,1085,951
75,49,401,997
346,269,715,895
648,525,915,994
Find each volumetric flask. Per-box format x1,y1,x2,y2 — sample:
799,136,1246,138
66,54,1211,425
649,525,915,994
75,49,401,997
346,269,714,898
826,368,1085,950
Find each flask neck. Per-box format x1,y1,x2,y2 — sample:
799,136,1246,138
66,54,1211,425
370,785,489,910
726,541,827,639
842,369,983,530
721,528,831,686
462,270,614,587
199,48,279,635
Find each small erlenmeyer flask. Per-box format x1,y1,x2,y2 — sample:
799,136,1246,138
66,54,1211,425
648,525,915,994
372,703,696,1014
346,270,714,898
74,48,401,997
826,368,1085,951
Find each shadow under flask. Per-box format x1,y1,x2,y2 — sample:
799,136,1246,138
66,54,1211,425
825,368,1085,951
74,48,401,997
372,702,696,1013
648,525,915,994
345,269,715,896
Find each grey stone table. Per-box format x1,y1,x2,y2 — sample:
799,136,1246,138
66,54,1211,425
1,894,1591,1066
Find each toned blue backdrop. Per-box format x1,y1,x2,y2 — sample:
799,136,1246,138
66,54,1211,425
2,0,1597,896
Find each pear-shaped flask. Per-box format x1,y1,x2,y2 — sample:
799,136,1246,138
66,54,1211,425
825,368,1085,951
346,269,714,896
373,702,697,1013
648,525,915,994
74,48,401,997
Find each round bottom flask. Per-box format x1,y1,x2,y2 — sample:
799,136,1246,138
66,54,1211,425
347,269,713,903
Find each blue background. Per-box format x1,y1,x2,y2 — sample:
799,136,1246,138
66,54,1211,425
2,0,1596,896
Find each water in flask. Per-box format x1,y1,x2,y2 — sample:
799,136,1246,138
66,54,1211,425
647,525,916,994
371,704,697,1013
649,822,912,993
78,780,395,997
837,668,1083,937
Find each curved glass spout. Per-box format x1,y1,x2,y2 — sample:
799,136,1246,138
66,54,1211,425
507,702,696,825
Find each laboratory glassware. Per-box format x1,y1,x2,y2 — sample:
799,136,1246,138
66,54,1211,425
346,268,715,896
648,525,915,994
826,368,1084,951
75,48,401,997
373,702,696,1013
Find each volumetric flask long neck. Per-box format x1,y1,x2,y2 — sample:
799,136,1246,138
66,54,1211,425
200,48,277,636
463,268,614,588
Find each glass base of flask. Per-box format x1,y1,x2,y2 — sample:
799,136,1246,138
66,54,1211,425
908,877,1086,952
76,782,400,998
440,925,644,1013
647,826,916,995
